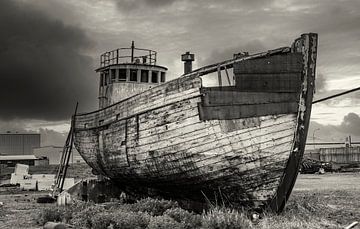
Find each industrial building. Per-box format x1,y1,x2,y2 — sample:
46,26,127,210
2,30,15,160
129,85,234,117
305,146,360,164
305,136,360,164
0,133,40,155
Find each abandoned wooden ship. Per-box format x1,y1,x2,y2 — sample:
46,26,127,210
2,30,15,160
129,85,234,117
73,33,318,212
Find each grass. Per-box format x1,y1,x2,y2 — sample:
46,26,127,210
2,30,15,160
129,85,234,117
2,173,359,228
36,191,346,229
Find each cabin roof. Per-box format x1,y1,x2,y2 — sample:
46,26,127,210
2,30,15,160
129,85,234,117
95,63,168,72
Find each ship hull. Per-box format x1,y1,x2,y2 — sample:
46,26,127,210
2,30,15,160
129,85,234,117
74,33,318,212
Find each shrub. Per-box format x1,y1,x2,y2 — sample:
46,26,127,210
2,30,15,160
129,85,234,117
201,208,253,229
91,212,116,229
37,206,67,225
0,208,6,218
111,210,150,229
70,205,106,228
127,198,179,216
164,207,202,229
71,207,151,229
147,215,182,229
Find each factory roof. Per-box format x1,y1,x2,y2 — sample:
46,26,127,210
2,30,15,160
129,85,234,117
0,133,40,136
0,155,37,161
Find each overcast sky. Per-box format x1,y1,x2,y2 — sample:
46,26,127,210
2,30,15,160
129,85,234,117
1,0,359,144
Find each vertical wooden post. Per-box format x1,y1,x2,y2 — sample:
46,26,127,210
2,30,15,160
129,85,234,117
217,65,222,87
126,68,130,82
137,69,141,83
148,70,152,83
224,67,231,85
116,69,119,82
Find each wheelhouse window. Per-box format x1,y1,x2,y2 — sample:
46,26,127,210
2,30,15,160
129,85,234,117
151,71,158,83
130,69,137,82
111,69,116,83
161,72,166,82
119,69,126,81
141,70,149,82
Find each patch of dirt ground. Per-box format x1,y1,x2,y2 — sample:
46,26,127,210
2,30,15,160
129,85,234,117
0,188,53,229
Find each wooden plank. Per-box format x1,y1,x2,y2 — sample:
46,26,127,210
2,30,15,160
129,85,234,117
132,114,296,154
155,136,293,176
155,153,290,186
199,102,298,120
126,114,296,158
74,76,202,128
233,53,303,74
129,117,296,165
234,73,302,92
201,88,299,106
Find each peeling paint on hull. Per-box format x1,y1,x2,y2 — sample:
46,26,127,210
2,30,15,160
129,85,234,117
73,33,318,212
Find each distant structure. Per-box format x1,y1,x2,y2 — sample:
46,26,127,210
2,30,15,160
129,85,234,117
33,146,85,165
305,136,360,164
0,133,40,155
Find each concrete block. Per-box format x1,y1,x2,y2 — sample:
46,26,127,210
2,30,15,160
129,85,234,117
20,179,37,190
33,174,55,191
14,163,29,175
10,173,24,185
62,178,75,190
57,191,72,206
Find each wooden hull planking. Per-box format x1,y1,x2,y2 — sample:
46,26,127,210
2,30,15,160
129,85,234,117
73,33,318,212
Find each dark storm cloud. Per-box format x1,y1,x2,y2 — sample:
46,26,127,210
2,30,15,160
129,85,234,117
0,120,34,134
199,40,266,66
114,0,178,11
0,0,98,121
115,0,275,12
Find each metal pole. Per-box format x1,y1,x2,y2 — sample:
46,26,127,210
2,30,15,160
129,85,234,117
116,49,119,64
131,41,135,63
312,86,360,104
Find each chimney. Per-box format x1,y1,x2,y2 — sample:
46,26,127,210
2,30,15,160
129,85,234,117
181,52,195,74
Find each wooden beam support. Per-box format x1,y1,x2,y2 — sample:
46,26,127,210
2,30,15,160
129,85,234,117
217,65,222,87
199,102,298,120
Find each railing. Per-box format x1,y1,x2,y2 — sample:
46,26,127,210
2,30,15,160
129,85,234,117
100,42,157,67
